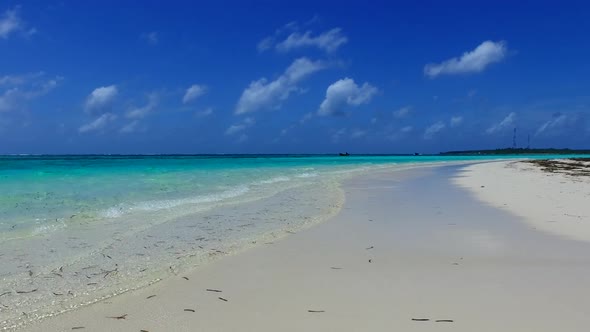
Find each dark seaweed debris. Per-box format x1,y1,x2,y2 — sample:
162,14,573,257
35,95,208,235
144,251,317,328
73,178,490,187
525,159,590,177
107,314,127,320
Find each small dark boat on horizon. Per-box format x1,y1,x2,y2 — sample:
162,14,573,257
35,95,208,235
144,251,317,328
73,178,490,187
339,152,350,156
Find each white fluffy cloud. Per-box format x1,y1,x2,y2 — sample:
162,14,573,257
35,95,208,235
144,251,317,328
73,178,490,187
256,21,298,52
350,129,366,139
318,78,378,116
257,37,275,52
424,121,446,139
0,72,43,86
142,31,159,45
0,7,26,39
258,22,348,53
450,116,463,127
486,112,516,134
79,113,117,133
85,85,118,114
236,134,248,143
299,112,314,124
393,106,411,118
0,89,19,112
183,84,207,104
401,125,413,133
536,113,569,136
225,124,244,136
384,125,414,141
119,120,139,134
235,57,325,114
225,117,255,135
331,128,347,143
0,73,60,112
195,107,213,117
424,40,508,78
126,92,158,119
276,28,348,53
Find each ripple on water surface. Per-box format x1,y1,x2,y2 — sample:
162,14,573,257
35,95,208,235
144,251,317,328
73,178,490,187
0,175,347,330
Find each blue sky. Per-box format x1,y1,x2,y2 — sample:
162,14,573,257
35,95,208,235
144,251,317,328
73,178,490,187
1,1,590,154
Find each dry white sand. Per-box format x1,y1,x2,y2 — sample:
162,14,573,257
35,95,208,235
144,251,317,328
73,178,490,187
455,160,590,242
16,163,590,332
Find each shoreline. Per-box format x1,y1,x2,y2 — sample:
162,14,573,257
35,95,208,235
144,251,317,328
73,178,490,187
10,161,590,331
0,161,470,330
0,175,346,330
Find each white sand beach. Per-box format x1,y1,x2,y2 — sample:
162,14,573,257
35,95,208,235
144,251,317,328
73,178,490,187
455,160,590,242
15,161,590,332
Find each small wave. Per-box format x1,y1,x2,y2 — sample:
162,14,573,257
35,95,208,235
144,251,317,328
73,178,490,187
100,186,250,218
102,207,125,218
257,176,291,184
295,172,318,178
31,219,67,236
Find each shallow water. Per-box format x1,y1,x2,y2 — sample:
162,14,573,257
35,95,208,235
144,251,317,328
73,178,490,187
0,154,584,329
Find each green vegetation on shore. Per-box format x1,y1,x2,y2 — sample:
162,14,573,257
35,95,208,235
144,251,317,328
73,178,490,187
439,148,590,156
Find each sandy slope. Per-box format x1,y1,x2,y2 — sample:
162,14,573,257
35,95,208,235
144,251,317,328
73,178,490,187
455,160,590,242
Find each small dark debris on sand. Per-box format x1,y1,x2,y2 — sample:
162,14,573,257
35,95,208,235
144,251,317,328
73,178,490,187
368,259,372,263
16,289,37,294
526,159,590,177
366,246,374,250
146,295,156,299
140,330,150,332
330,267,343,270
218,297,228,302
308,310,325,313
184,308,196,312
107,314,127,320
206,289,222,293
71,327,85,330
182,276,189,280
411,318,454,323
0,291,11,297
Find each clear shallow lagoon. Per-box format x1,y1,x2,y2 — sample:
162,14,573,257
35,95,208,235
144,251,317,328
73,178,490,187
0,154,583,329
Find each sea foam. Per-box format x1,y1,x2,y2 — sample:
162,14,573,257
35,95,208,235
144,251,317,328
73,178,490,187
100,185,251,218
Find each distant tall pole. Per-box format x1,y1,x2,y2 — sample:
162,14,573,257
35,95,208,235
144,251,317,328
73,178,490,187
512,128,517,148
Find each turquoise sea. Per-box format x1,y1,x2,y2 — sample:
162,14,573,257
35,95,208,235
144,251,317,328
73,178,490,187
0,154,583,329
0,154,543,240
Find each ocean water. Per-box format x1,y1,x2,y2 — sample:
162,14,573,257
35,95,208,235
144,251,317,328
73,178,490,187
0,154,583,329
